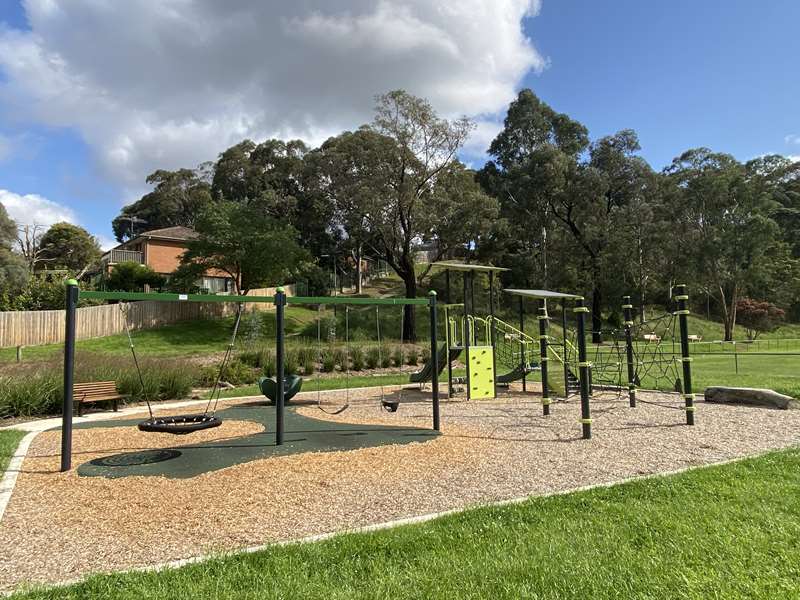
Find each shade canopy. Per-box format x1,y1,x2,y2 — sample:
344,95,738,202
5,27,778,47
503,289,582,300
431,261,509,273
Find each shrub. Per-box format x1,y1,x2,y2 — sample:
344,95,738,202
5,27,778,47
333,348,348,371
350,346,365,371
0,372,62,418
285,350,300,376
405,346,419,366
262,355,276,378
0,354,196,419
200,358,257,386
303,356,316,375
392,346,404,367
381,350,392,369
421,347,431,365
366,347,380,369
321,350,336,373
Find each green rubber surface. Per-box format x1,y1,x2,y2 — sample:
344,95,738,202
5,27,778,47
75,403,438,480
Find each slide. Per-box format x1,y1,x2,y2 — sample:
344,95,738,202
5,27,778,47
496,362,540,384
409,344,461,384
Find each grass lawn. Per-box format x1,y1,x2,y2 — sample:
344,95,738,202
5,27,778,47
11,448,800,599
0,429,25,474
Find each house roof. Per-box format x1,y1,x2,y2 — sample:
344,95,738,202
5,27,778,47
137,226,198,241
115,226,198,250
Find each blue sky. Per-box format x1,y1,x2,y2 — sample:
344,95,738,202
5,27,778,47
0,1,798,246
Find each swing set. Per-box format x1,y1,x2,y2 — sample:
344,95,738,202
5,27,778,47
58,282,442,472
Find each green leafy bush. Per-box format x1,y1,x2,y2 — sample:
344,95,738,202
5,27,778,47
392,346,404,367
366,347,380,369
334,348,348,371
405,346,419,366
321,350,336,373
0,354,195,419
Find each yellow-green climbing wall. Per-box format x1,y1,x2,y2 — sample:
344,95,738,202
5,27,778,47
468,345,495,399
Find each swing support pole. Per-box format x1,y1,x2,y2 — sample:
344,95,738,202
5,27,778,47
275,287,286,445
61,279,79,472
429,291,440,431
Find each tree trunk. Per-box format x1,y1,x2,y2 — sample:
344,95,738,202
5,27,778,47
354,244,363,295
401,273,417,342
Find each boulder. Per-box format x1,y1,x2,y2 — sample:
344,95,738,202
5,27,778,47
704,387,798,410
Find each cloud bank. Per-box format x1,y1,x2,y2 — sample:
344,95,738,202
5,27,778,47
0,189,77,228
0,1,544,191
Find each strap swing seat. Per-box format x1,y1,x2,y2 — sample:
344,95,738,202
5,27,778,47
138,414,222,435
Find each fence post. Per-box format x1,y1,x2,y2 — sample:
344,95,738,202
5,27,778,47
675,284,695,425
574,297,592,439
15,345,23,363
429,291,440,431
275,287,286,445
538,300,550,416
622,296,637,408
61,279,79,472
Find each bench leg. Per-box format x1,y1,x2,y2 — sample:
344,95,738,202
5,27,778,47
113,400,118,412
77,402,83,417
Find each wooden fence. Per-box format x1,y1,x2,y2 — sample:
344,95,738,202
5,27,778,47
0,286,292,348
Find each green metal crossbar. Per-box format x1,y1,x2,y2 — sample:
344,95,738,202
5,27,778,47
77,290,428,306
79,290,276,303
288,296,429,306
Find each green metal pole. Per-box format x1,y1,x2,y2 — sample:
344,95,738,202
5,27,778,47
561,301,569,396
538,300,550,416
489,270,497,398
429,291,440,431
519,297,526,393
275,287,286,445
463,272,471,400
61,279,79,472
675,284,695,425
622,295,637,408
575,297,592,439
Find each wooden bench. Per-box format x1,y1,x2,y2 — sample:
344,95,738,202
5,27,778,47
642,333,661,342
73,381,125,417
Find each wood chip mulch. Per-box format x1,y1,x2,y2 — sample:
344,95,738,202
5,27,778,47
2,387,800,592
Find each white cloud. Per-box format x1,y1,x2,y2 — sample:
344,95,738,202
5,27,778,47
95,234,117,252
0,1,544,190
0,189,77,228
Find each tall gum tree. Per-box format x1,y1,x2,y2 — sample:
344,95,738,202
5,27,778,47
309,90,498,341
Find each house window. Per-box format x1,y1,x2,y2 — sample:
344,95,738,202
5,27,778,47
199,276,233,294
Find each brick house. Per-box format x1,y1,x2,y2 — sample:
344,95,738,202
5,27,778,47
101,226,234,293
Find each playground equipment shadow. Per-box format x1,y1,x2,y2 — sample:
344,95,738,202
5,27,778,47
76,401,438,479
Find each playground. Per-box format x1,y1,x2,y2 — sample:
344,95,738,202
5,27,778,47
4,385,800,591
1,268,799,593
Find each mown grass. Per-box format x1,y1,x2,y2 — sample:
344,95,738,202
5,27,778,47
0,429,25,474
12,449,800,599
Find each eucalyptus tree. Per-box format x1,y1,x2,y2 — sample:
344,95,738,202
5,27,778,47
309,90,498,340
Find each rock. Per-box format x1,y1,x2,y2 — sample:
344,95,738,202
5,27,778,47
704,387,798,410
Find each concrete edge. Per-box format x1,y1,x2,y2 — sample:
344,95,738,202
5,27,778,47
0,430,40,523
